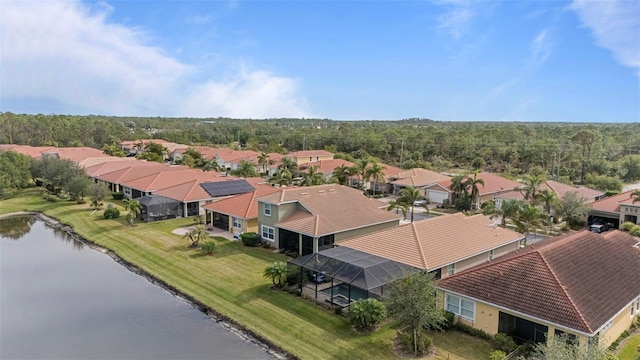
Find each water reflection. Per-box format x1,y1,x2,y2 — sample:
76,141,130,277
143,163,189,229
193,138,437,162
52,225,85,250
0,215,36,240
1,216,273,360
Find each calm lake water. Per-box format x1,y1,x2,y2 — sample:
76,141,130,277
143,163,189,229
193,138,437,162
0,216,274,360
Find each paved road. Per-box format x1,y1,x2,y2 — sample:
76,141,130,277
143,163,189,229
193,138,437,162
623,182,640,192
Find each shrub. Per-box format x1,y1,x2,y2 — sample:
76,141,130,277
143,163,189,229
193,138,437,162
630,225,640,237
348,298,387,329
45,195,58,202
201,241,216,255
453,322,494,342
621,221,636,232
334,306,343,315
111,192,124,200
399,330,433,356
489,350,507,360
76,198,87,204
241,232,262,247
493,333,517,353
442,310,456,329
103,207,120,219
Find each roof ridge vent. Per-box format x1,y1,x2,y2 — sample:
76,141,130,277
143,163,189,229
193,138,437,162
300,192,308,195
318,190,326,193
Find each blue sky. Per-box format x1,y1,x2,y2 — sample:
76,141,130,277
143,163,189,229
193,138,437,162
1,0,638,122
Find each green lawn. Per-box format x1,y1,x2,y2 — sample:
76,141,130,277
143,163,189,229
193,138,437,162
0,188,494,359
617,334,640,360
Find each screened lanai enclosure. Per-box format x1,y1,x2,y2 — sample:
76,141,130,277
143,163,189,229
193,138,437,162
288,247,416,307
137,195,182,222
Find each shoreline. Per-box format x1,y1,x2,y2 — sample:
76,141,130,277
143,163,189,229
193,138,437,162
0,212,293,360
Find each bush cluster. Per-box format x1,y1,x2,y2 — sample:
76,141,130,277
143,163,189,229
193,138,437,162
399,331,433,356
111,192,124,200
621,221,636,232
200,241,216,255
493,333,517,353
348,298,387,329
103,207,120,219
630,226,640,237
240,232,262,247
488,350,506,360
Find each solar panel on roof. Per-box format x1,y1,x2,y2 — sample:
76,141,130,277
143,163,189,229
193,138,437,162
200,179,255,197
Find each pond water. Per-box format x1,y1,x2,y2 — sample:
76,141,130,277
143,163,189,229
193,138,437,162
0,216,274,360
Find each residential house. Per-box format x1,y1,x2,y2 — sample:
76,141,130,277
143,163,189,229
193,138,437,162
428,172,521,207
388,168,451,200
202,183,280,236
437,230,640,348
589,190,640,229
495,180,605,209
285,150,334,166
298,159,355,182
338,213,524,280
120,139,188,160
348,162,405,194
257,184,401,255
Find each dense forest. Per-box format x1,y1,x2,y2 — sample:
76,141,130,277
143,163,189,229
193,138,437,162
1,112,639,189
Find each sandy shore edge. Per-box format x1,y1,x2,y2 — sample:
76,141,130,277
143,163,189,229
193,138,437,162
0,211,294,360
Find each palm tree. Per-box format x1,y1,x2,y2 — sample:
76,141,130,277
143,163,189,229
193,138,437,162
523,174,545,204
123,199,141,226
512,203,547,245
387,198,409,220
366,162,387,196
331,164,352,185
466,172,485,210
350,158,371,190
183,224,210,247
201,159,222,172
257,152,270,175
278,157,298,173
537,189,557,216
231,160,259,178
449,174,468,204
399,186,427,223
303,165,325,186
263,261,289,289
500,199,526,228
269,169,293,186
631,190,640,203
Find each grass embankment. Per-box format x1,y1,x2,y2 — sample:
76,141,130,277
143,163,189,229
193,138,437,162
1,188,493,360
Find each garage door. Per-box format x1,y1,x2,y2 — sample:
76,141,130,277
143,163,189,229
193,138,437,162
427,190,449,204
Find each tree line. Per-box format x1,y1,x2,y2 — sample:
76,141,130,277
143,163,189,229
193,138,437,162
2,113,640,190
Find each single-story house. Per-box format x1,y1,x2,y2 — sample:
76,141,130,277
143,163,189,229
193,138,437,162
338,213,525,280
438,230,640,348
427,172,521,207
589,190,640,229
257,184,402,255
388,168,451,200
298,159,355,181
202,183,280,236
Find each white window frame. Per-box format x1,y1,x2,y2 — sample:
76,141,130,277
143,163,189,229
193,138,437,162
263,203,272,216
446,294,475,321
232,217,242,230
447,263,456,276
261,225,275,242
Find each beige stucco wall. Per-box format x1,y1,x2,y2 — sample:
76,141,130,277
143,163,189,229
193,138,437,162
598,304,637,347
246,218,259,233
296,154,333,165
438,241,522,279
334,220,400,242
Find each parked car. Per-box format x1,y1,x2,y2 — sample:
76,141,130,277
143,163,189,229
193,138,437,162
590,224,609,233
413,199,428,207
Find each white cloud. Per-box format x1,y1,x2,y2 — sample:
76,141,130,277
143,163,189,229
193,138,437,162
434,0,475,38
571,0,640,72
530,29,552,66
0,0,309,118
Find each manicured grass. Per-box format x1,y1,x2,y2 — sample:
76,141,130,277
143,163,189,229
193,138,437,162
427,330,494,360
1,188,494,359
617,334,640,360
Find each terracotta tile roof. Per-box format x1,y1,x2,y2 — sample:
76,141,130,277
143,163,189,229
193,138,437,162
437,172,521,196
121,169,226,193
299,159,355,173
339,213,524,270
542,180,604,201
258,184,401,237
390,168,451,187
85,159,148,178
0,145,56,158
94,162,184,184
41,147,107,163
494,189,525,200
380,163,405,178
589,190,639,213
77,156,137,168
287,150,335,158
202,184,280,219
154,177,234,202
438,230,640,334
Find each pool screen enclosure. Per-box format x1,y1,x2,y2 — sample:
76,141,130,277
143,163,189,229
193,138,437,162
288,246,417,305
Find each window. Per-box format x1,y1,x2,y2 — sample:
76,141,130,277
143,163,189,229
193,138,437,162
601,320,613,332
447,264,456,276
232,217,242,229
261,225,275,241
263,203,272,216
446,294,475,320
488,250,494,261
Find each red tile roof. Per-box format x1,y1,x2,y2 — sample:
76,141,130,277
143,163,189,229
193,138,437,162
299,159,355,173
438,230,640,334
121,169,225,193
202,184,280,219
287,150,335,158
437,172,521,195
390,168,451,187
542,180,603,202
339,213,523,270
589,190,640,213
